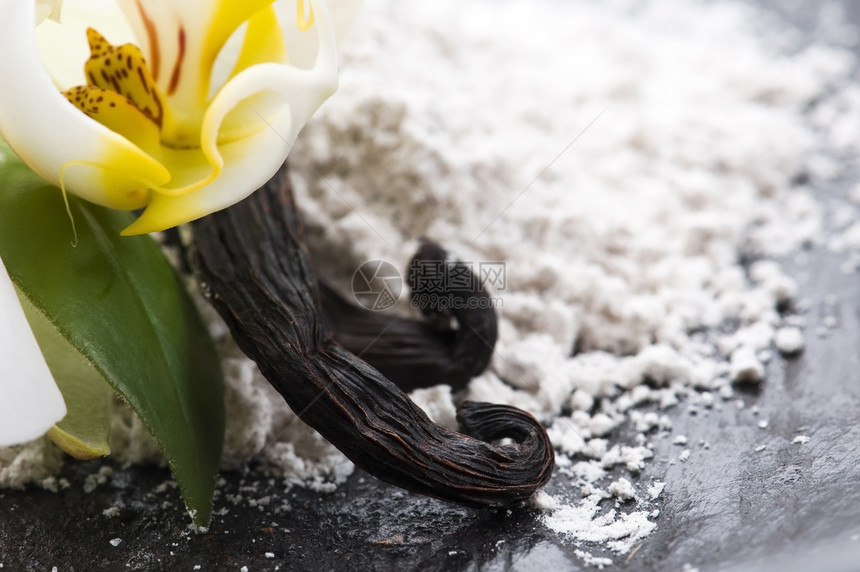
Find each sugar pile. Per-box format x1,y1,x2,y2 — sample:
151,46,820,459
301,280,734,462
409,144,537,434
2,0,859,563
287,0,858,560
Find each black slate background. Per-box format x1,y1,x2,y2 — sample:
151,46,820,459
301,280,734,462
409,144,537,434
2,2,860,571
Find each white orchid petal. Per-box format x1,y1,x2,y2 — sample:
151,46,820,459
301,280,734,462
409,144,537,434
275,0,324,69
35,0,62,25
318,0,363,47
0,257,66,448
0,0,169,211
274,0,361,67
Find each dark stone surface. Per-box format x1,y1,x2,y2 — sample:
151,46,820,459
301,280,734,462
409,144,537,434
2,2,860,571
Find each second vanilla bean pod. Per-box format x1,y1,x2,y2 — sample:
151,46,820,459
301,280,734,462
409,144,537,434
191,163,554,507
320,239,497,392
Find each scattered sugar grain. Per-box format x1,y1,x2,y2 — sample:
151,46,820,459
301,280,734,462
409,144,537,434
40,476,59,493
775,327,805,355
660,391,680,409
570,390,595,412
102,506,121,518
83,466,114,494
730,347,765,383
648,482,666,500
531,490,561,511
631,411,660,433
608,478,636,501
793,435,811,444
574,550,613,569
749,261,798,303
542,495,656,554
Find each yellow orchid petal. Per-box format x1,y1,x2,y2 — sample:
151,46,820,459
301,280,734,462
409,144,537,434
121,120,291,235
63,84,161,154
218,8,289,143
0,258,66,448
81,28,166,128
229,6,288,76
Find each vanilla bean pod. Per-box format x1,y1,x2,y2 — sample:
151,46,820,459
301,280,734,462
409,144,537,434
320,239,497,391
319,281,460,391
191,164,553,507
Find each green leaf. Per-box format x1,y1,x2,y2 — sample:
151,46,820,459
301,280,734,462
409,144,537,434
0,143,225,527
19,292,112,460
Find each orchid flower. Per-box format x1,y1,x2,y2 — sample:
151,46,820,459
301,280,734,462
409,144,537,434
0,0,353,447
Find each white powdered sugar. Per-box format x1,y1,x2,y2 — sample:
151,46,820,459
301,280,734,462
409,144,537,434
286,0,857,558
0,438,63,490
1,0,858,561
542,494,657,554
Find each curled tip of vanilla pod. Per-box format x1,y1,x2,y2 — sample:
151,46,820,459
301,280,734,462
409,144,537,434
320,236,497,392
190,162,554,507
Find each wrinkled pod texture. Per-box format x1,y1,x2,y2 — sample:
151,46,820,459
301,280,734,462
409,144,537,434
190,163,554,507
320,238,497,392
